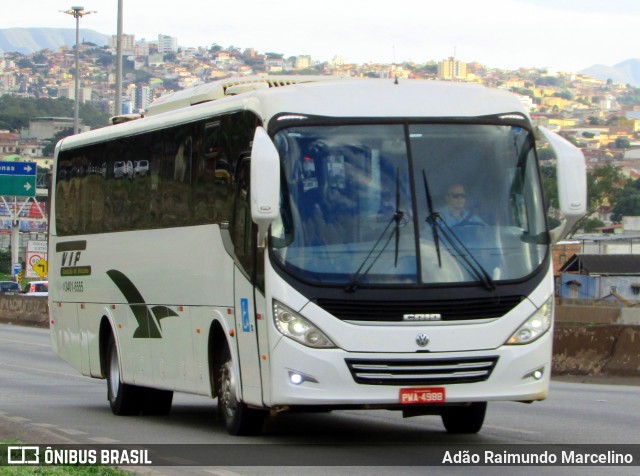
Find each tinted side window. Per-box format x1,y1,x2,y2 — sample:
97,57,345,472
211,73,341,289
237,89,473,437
54,110,260,236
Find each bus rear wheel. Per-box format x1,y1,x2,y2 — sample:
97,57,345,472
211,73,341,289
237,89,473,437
106,335,142,416
218,355,266,435
441,402,487,434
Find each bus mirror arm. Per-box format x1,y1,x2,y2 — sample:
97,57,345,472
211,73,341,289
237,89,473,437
538,126,587,243
250,127,281,248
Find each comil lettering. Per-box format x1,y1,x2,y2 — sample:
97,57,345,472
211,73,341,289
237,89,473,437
403,313,442,321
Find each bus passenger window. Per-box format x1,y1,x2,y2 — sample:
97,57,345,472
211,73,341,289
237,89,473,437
231,159,255,278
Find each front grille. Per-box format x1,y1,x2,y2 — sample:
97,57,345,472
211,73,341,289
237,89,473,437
345,356,499,386
317,296,523,322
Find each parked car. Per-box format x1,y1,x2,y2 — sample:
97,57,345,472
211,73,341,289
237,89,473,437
0,281,21,295
23,281,48,297
114,160,133,179
134,160,149,177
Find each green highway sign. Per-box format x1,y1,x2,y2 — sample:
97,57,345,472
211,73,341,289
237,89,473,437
0,161,37,197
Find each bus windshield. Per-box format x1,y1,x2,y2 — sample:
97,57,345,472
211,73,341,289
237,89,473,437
271,122,547,287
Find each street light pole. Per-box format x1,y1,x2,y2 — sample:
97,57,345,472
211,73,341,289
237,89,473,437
115,0,123,116
61,6,96,135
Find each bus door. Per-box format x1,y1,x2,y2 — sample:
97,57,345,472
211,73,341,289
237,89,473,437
231,158,264,406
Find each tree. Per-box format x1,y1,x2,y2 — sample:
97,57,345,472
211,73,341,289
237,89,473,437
0,249,11,274
615,137,631,149
43,128,73,156
0,95,109,131
545,163,626,236
32,52,48,64
540,164,561,231
16,57,34,69
553,90,573,100
610,177,640,222
582,217,606,232
580,164,628,231
612,195,640,222
163,52,177,63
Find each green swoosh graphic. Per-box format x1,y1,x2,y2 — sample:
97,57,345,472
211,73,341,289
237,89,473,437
106,269,168,338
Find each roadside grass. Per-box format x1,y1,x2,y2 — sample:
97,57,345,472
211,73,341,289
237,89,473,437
0,440,130,475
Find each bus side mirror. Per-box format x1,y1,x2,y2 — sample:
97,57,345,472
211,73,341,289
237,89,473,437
250,127,280,247
538,126,587,243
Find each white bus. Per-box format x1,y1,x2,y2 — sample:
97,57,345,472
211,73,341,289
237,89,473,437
49,76,586,435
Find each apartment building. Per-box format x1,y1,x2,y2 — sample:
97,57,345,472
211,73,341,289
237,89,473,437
437,57,467,80
158,34,178,54
109,34,136,55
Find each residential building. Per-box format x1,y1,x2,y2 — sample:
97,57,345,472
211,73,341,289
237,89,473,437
28,117,75,140
437,57,467,80
158,34,178,54
294,56,312,70
135,85,153,113
109,34,136,55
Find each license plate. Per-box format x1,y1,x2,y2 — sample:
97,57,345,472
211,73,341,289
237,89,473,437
399,387,446,404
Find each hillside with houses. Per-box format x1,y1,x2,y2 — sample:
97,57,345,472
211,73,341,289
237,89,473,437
2,31,640,243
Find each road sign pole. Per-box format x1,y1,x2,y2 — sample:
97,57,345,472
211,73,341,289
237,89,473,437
11,220,20,280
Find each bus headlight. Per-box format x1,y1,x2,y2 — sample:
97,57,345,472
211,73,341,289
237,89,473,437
273,300,336,349
506,297,552,345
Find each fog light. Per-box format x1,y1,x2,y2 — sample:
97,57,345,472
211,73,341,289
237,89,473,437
287,370,318,385
522,367,545,380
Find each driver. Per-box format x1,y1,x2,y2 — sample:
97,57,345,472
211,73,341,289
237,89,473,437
440,183,485,227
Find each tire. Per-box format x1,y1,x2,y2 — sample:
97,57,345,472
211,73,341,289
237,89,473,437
441,402,487,434
218,352,266,436
106,335,142,416
140,387,174,416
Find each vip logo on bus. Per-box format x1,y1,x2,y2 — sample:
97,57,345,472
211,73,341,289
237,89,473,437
56,240,92,276
106,269,178,338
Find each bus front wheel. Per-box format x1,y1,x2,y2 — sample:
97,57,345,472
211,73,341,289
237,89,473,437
441,402,487,434
106,335,142,416
218,355,266,435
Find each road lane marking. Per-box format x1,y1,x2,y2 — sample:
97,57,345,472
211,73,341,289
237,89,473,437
483,424,539,435
204,470,246,476
0,338,50,348
32,423,57,429
89,437,121,444
0,362,94,380
7,416,30,423
59,428,88,435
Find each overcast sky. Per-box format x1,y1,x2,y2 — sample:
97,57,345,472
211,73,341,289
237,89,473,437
2,0,639,72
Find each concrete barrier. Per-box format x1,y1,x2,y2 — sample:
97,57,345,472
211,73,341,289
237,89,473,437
0,297,638,377
0,295,49,328
554,304,640,377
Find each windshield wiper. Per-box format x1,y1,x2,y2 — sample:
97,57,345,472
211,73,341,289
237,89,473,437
422,170,442,267
422,169,496,291
434,218,496,291
345,168,404,292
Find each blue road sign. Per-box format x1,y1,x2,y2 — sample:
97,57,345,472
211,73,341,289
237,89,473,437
0,161,37,196
0,162,37,176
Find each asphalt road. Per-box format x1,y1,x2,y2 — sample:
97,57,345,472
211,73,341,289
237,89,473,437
1,323,639,475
